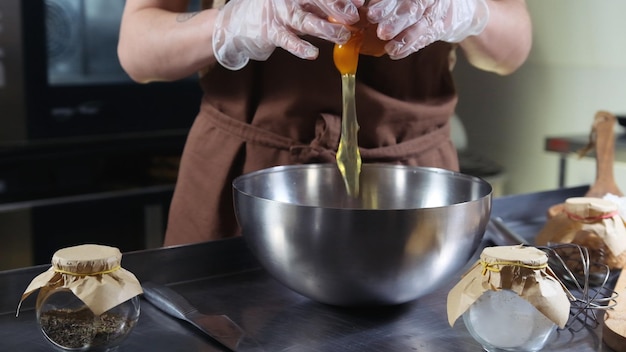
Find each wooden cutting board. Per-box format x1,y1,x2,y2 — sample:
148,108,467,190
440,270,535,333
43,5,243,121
604,269,626,351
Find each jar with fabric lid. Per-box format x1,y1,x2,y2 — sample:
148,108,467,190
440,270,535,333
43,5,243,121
17,244,144,351
447,245,572,352
536,196,626,270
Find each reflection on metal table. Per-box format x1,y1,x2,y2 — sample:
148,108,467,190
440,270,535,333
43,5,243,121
0,185,618,351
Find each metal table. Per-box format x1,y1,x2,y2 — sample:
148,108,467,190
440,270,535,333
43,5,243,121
545,133,626,187
0,185,617,351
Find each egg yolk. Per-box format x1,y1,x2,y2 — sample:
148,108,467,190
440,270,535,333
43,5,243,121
329,9,387,67
333,32,364,75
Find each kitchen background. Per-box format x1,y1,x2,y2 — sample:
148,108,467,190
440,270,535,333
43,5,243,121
454,0,626,195
1,1,625,270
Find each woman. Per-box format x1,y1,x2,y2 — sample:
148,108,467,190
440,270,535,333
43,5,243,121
118,0,532,246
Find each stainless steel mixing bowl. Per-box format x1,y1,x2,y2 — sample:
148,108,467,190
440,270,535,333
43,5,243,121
232,164,492,306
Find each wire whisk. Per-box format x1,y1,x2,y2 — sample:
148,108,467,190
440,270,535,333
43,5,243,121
539,243,618,332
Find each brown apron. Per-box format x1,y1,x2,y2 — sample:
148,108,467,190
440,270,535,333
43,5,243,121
164,38,459,246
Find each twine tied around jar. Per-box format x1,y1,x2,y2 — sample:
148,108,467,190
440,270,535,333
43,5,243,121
52,265,122,276
480,260,548,275
17,244,143,316
565,210,619,223
447,245,573,329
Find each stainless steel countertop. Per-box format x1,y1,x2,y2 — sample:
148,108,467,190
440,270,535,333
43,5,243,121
0,185,617,351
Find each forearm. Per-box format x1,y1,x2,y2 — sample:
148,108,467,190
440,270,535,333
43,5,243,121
459,0,532,75
118,6,218,83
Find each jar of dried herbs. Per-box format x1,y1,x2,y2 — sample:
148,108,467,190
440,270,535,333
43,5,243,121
447,245,572,352
17,244,143,351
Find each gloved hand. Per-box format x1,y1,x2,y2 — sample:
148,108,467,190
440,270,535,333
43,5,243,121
365,0,489,60
213,0,364,70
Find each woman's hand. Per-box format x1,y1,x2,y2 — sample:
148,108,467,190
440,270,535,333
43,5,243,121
365,0,489,60
213,0,364,70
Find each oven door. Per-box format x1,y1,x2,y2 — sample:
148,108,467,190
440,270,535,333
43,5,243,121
0,184,174,270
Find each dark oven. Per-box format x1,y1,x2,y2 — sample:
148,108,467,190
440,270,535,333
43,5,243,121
0,0,202,269
0,0,202,143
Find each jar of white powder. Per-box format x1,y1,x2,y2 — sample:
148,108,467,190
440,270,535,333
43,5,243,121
447,245,572,352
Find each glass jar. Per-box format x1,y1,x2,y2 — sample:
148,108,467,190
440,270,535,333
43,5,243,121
18,244,144,351
463,290,557,351
447,245,571,352
37,288,140,351
536,196,626,271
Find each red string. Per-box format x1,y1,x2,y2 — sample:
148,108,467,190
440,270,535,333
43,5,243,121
565,210,619,222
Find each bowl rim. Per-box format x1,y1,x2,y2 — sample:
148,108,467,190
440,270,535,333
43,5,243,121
232,163,492,211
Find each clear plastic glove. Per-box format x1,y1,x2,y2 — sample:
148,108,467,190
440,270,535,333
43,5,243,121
366,0,489,60
213,0,364,70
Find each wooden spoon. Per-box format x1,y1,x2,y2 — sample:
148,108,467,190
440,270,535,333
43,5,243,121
547,111,623,218
603,268,626,351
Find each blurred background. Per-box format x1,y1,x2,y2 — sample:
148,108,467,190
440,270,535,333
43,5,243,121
1,0,625,270
454,1,626,195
